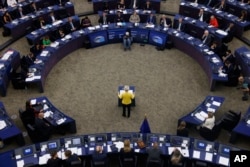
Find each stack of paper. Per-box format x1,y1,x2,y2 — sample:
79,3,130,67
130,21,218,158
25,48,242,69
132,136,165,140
207,108,215,112
205,152,213,161
0,120,7,130
195,113,206,121
211,57,220,63
219,156,229,166
41,51,49,57
212,101,221,106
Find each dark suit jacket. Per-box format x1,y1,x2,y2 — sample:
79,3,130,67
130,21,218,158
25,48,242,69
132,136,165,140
159,18,172,27
129,0,140,8
202,34,212,46
173,21,186,31
223,24,236,43
65,154,80,167
114,15,124,23
47,14,58,24
120,148,135,162
47,157,63,167
147,15,156,25
98,16,110,24
92,151,107,162
35,118,52,138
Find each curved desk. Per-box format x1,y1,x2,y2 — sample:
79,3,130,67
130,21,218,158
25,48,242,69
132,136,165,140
0,102,25,146
179,0,250,37
29,96,77,133
25,23,227,92
0,132,244,167
4,2,75,39
0,49,20,97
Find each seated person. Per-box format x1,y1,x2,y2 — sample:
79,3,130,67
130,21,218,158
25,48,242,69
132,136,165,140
221,60,240,86
170,148,183,166
47,150,63,167
159,14,172,28
123,32,132,51
29,2,37,13
117,0,125,10
241,0,250,4
176,121,189,137
119,139,136,164
197,8,208,22
52,28,66,40
38,16,46,28
21,101,36,126
201,30,212,46
98,12,110,25
30,42,43,56
147,13,157,25
213,0,226,11
35,112,52,140
114,11,124,23
16,7,25,18
130,0,140,9
81,16,92,28
65,16,78,33
223,23,235,44
7,0,17,7
238,76,250,101
64,150,81,167
210,41,221,56
173,17,185,31
47,12,58,24
42,35,51,48
146,142,162,164
92,145,107,164
237,10,247,22
2,11,12,24
21,52,36,71
222,50,235,65
144,0,153,10
102,2,110,12
129,11,140,24
200,111,215,130
209,15,219,28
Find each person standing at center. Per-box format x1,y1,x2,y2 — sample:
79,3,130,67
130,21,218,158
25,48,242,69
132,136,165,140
118,85,135,118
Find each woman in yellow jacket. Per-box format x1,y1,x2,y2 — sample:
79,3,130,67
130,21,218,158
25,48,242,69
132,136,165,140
118,85,135,118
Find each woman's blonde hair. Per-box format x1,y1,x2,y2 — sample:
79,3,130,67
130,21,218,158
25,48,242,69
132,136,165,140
171,149,182,164
123,139,131,152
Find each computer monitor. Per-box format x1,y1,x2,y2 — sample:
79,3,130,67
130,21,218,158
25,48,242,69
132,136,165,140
219,145,230,156
47,141,58,150
196,140,207,150
170,136,183,146
96,136,105,143
23,146,33,157
121,133,132,141
72,137,82,146
147,134,159,144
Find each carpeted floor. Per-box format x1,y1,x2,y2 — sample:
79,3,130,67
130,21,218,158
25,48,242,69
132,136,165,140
0,0,250,154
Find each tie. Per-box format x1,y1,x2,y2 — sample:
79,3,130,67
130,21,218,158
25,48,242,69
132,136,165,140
70,22,75,30
104,17,106,24
199,14,203,22
225,27,230,32
20,12,23,17
52,16,55,22
203,36,207,44
178,23,181,31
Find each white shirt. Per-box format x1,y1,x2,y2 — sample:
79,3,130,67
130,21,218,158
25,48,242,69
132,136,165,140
7,0,17,7
202,116,215,130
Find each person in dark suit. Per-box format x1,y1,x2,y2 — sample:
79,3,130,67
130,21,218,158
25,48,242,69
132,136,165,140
98,12,110,25
176,121,189,137
197,8,208,22
92,145,107,165
210,41,221,57
237,10,247,22
15,7,25,18
147,13,157,25
201,30,212,46
30,42,43,56
81,16,92,28
21,101,36,126
29,2,37,13
47,11,58,24
130,0,140,9
159,14,172,28
174,17,185,32
143,0,153,10
223,23,235,44
47,150,63,167
222,50,235,65
146,142,162,164
34,112,52,140
213,0,226,11
114,11,124,23
119,139,136,165
64,150,81,167
65,16,78,33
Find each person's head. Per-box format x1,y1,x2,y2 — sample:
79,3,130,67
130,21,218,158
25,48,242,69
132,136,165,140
123,139,131,152
44,35,50,40
178,121,186,129
38,112,44,119
238,76,244,84
18,7,23,12
178,17,183,23
124,85,129,91
64,150,72,158
152,142,159,149
68,16,73,22
146,0,150,5
96,145,103,153
50,12,54,16
171,148,182,164
50,150,58,159
207,112,214,118
210,15,215,20
229,23,234,28
120,0,124,4
226,50,232,55
133,11,137,15
204,30,209,36
199,8,204,14
103,12,107,17
211,41,217,47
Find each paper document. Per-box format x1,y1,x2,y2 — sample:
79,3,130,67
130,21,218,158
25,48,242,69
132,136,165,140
30,99,37,105
39,154,50,165
212,101,221,106
193,150,201,159
16,160,24,167
200,111,208,118
195,113,205,121
207,108,215,112
119,90,133,94
205,152,213,161
219,156,229,166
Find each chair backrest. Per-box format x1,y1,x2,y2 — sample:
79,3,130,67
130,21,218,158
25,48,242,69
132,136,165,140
147,159,162,167
71,160,82,167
